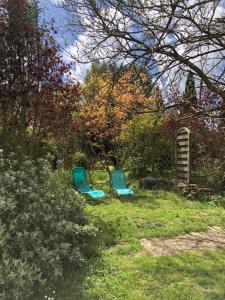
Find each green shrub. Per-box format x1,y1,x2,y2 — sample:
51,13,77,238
119,115,175,179
72,151,89,168
207,194,225,208
0,155,98,299
192,158,225,190
124,133,174,179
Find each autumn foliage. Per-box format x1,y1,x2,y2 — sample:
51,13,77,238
76,64,162,167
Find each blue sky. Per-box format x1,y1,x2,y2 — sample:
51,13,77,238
39,0,225,86
39,0,82,80
39,0,74,47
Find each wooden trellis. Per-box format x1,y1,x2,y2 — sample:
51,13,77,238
176,127,190,184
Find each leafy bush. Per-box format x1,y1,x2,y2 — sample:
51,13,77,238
207,194,225,208
192,158,225,190
72,151,89,168
120,115,174,179
0,154,98,299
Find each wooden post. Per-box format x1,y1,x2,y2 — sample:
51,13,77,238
176,127,190,184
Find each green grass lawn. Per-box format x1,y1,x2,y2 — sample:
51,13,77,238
58,171,225,300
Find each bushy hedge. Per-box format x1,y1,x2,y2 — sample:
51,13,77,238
0,154,97,299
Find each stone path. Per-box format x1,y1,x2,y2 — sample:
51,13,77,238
140,226,225,256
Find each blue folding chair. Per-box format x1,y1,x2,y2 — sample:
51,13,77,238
110,169,134,196
72,167,106,199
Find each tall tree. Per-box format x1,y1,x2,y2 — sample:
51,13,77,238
76,63,161,169
0,0,80,159
62,0,225,118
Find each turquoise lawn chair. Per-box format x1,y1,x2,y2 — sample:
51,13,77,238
110,169,134,196
72,167,106,199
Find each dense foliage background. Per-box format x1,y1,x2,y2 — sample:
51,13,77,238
1,0,225,298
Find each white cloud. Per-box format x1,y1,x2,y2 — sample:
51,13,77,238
49,0,65,4
61,0,225,86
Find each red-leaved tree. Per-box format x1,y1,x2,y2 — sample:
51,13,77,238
0,0,80,159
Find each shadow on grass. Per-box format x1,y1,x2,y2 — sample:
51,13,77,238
53,208,124,300
85,189,182,209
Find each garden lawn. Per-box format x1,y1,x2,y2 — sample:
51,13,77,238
59,172,225,299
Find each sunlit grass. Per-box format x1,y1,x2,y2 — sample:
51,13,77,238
57,170,225,299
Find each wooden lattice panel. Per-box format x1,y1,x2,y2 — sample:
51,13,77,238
176,127,190,184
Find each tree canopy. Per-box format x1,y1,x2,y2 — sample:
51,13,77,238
62,0,225,118
0,0,80,159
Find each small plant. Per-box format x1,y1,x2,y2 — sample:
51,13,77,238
0,154,98,299
207,194,225,208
